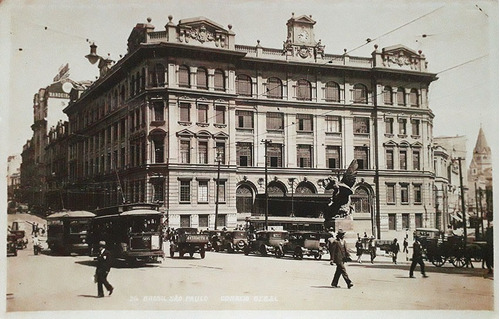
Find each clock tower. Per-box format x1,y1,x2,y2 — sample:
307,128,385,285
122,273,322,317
283,13,324,60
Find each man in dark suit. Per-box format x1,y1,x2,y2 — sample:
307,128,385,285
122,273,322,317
328,229,353,289
409,238,428,278
95,241,114,297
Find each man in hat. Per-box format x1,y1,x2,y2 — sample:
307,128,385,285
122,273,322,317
328,229,353,289
95,241,114,297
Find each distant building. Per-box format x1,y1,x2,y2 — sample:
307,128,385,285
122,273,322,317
433,135,467,230
7,154,21,206
467,127,493,224
63,14,437,238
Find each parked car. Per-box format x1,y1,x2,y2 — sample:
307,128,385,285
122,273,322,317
202,230,223,251
283,231,324,260
221,230,248,253
245,230,288,258
7,234,17,257
170,228,209,258
9,220,28,250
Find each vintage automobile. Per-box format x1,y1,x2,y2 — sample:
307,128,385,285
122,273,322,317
202,230,223,251
170,228,209,259
283,231,324,260
7,234,17,257
221,230,248,253
9,220,28,249
245,230,288,257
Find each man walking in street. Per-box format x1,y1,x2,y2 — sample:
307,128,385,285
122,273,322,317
95,241,114,297
391,238,400,264
328,229,353,289
409,238,428,278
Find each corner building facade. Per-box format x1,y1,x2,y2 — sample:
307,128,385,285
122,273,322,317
64,15,437,238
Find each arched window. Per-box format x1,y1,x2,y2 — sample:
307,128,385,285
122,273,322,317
178,65,190,88
267,77,283,99
353,83,368,104
151,63,165,87
236,185,253,214
214,69,225,91
409,88,419,107
296,79,312,101
397,87,406,106
196,67,208,90
236,74,252,96
353,187,370,214
325,81,340,102
383,86,393,104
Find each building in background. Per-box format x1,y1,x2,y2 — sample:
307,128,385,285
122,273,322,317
7,154,22,213
62,14,437,238
433,135,467,230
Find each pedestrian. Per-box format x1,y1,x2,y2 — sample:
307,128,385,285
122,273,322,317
355,238,363,263
403,237,408,253
409,238,428,278
328,229,353,289
95,241,114,297
369,236,376,263
391,238,400,264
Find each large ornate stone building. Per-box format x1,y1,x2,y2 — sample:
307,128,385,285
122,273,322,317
63,14,437,238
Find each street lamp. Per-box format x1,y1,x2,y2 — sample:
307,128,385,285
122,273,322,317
453,157,467,249
262,139,272,230
288,178,296,217
214,150,222,230
85,42,114,77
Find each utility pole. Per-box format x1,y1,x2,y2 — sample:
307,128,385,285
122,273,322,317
214,150,222,230
262,139,272,230
456,157,467,249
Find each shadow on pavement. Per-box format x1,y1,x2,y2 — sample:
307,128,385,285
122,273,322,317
75,259,159,269
310,285,338,289
349,261,488,277
78,294,102,298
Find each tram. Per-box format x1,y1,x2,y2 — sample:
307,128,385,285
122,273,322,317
245,216,325,232
88,203,165,263
46,210,95,255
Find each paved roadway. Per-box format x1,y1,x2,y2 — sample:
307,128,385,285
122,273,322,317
6,239,495,315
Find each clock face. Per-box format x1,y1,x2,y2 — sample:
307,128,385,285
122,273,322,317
297,30,309,43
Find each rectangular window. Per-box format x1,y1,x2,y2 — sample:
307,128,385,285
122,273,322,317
297,145,312,168
413,151,420,170
402,214,410,229
414,184,422,204
154,140,164,163
215,106,226,124
411,119,420,136
180,103,190,122
385,118,393,134
236,110,253,129
326,146,341,169
399,150,407,170
401,184,409,204
415,214,423,228
180,140,190,164
198,141,208,164
297,114,313,132
216,214,226,228
180,180,191,202
267,143,283,167
388,214,396,230
199,215,209,228
386,149,394,169
216,142,226,165
354,117,369,134
325,116,341,133
354,146,369,170
266,112,284,131
398,119,407,135
216,181,226,203
153,182,164,202
198,180,208,203
387,184,395,203
197,104,208,123
236,142,252,167
180,215,190,227
153,102,164,121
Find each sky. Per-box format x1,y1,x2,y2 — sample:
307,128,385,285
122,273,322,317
0,0,498,168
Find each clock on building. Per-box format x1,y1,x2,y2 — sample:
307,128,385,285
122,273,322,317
297,29,309,43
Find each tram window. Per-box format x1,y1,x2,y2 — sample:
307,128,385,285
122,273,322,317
129,217,159,232
69,220,89,234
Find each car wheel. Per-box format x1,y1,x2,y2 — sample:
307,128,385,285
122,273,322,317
259,245,267,256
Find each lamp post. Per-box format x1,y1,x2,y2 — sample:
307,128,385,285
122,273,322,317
288,178,296,217
85,42,114,77
214,150,222,230
455,157,467,249
262,139,272,230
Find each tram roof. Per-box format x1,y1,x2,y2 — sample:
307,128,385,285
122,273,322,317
120,209,163,216
47,210,95,219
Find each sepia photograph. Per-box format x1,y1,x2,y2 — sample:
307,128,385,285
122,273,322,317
0,1,497,319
